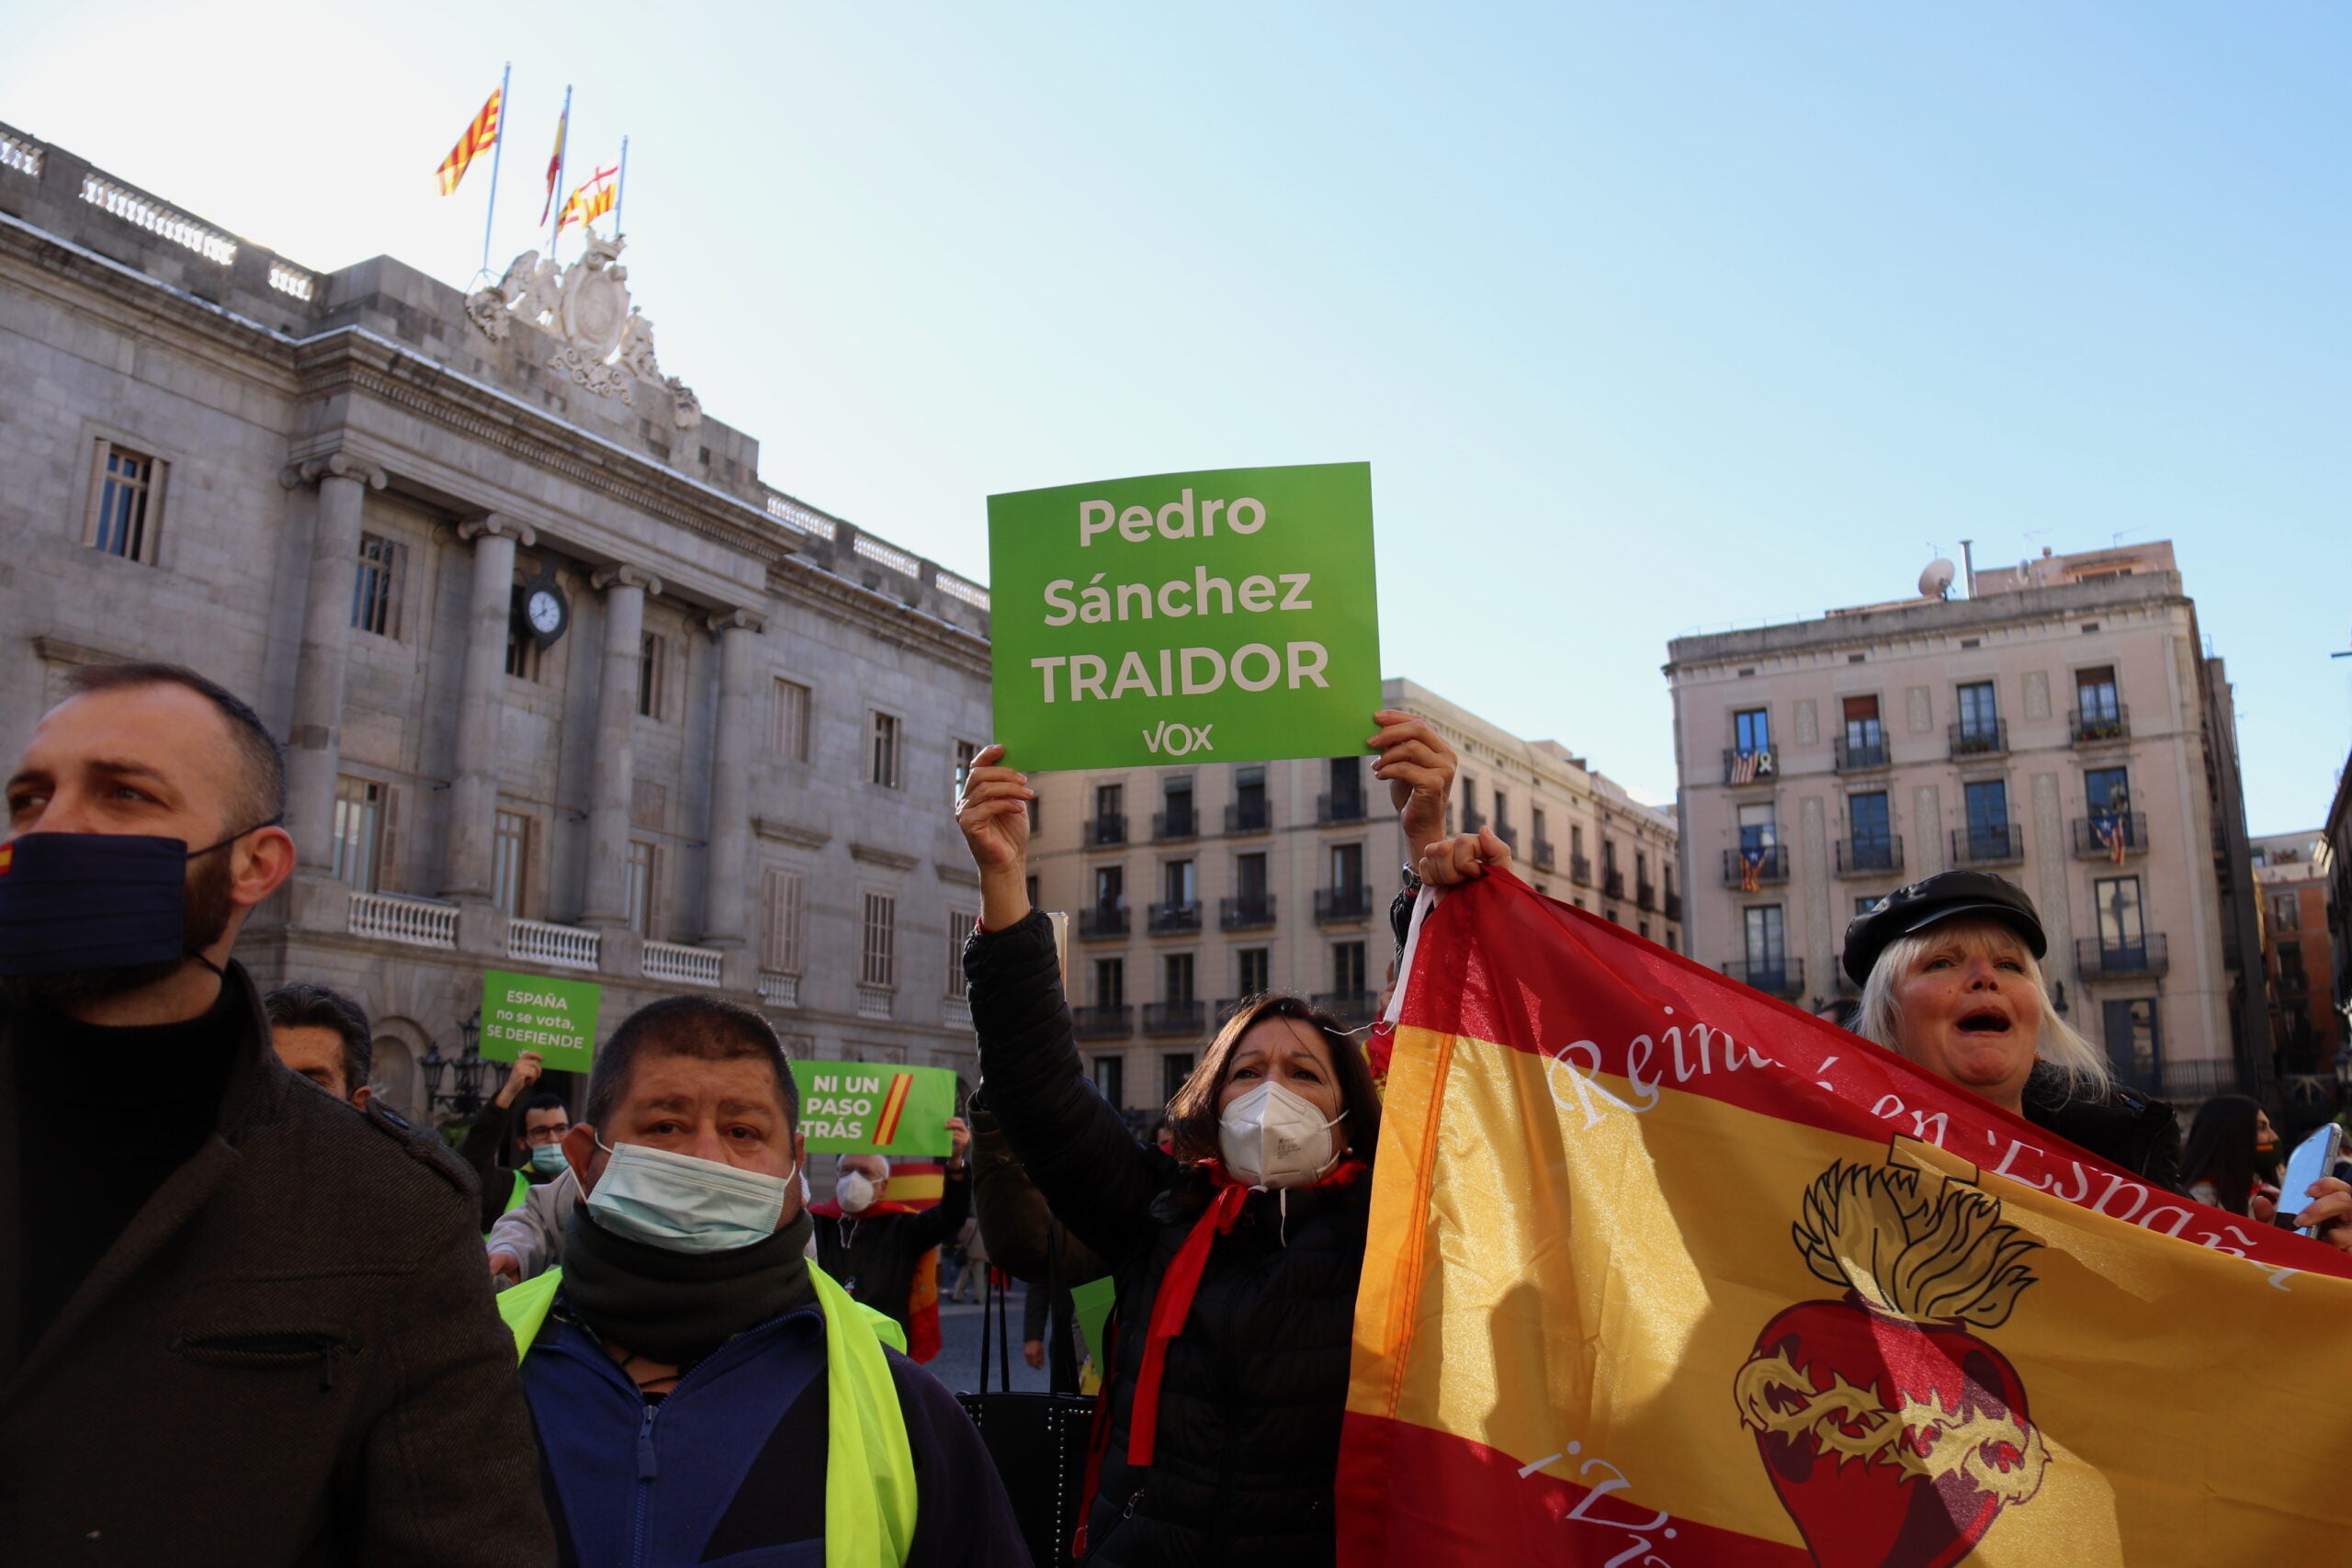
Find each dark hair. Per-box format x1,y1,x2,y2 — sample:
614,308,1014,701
584,996,798,1134
261,982,371,1097
1164,994,1381,1167
64,661,287,829
2181,1094,2265,1216
514,1090,570,1143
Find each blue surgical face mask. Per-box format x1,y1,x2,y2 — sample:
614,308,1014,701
528,1144,569,1175
585,1138,795,1255
0,825,276,977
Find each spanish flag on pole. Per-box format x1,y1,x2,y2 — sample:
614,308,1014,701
434,85,503,196
555,164,619,233
1342,874,2352,1564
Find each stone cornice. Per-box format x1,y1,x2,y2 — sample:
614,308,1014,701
752,818,830,850
933,862,981,887
768,556,991,681
850,843,921,872
30,634,128,667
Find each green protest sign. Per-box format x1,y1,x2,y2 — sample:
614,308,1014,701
988,462,1382,771
478,969,602,1072
789,1061,961,1156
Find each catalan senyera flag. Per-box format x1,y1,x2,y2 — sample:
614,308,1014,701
1342,872,2352,1566
556,164,618,233
435,86,503,196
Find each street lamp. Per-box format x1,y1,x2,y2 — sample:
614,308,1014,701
424,1010,490,1117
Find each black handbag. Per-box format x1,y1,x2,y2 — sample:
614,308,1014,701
956,1259,1100,1564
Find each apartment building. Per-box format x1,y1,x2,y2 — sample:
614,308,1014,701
0,126,993,1118
1664,543,2267,1105
2251,831,2341,1081
1025,676,1680,1112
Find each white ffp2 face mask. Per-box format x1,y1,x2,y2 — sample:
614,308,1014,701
833,1170,877,1214
586,1140,793,1255
1218,1079,1347,1189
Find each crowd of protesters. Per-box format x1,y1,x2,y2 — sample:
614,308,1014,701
6,660,2351,1566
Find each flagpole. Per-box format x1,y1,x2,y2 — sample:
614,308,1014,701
549,84,572,262
478,62,512,279
614,136,629,238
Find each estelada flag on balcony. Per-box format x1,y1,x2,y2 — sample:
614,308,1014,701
435,85,503,196
556,164,619,232
1340,872,2352,1566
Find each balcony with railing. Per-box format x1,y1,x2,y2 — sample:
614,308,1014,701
642,941,723,987
507,918,601,971
1950,825,2025,866
1604,868,1626,900
1722,957,1805,1000
1078,903,1130,939
1721,846,1789,888
1723,747,1778,785
2071,813,2149,861
1462,808,1487,836
855,985,893,1020
1073,1004,1134,1039
347,890,458,950
1316,793,1366,826
1153,807,1200,842
1313,990,1381,1027
2076,934,2170,979
1570,853,1593,886
2112,1055,2241,1100
1315,885,1374,923
1494,823,1521,853
1220,895,1277,931
1142,1000,1207,1036
756,973,800,1009
1531,838,1556,873
1636,879,1657,911
1835,837,1906,877
1226,799,1273,834
1834,735,1890,773
1949,719,2008,760
1082,815,1128,848
1664,890,1683,922
2070,705,2131,746
1148,900,1204,934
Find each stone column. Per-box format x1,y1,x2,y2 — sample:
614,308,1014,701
277,453,387,875
582,565,662,929
702,610,764,959
442,515,536,915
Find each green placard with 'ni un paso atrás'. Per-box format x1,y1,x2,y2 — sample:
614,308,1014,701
478,968,603,1072
987,462,1382,771
788,1061,961,1156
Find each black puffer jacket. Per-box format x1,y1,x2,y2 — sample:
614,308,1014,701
2021,1062,2184,1190
967,909,1367,1567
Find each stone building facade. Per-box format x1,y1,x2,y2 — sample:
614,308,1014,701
2250,830,2340,1084
1023,675,1679,1113
0,125,995,1118
1663,542,2267,1105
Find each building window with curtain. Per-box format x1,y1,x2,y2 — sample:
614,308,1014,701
331,776,383,890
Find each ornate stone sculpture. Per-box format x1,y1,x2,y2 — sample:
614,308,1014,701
465,231,702,436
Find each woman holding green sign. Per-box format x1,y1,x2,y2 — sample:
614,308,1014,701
955,717,1506,1565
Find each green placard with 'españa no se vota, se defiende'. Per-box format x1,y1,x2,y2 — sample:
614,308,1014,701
477,968,602,1073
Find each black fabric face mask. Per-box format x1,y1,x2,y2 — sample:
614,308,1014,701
0,824,274,977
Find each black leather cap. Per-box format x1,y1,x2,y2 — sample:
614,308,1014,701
1840,871,2047,988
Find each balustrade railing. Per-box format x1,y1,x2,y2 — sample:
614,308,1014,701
346,890,459,950
643,941,723,987
507,918,601,971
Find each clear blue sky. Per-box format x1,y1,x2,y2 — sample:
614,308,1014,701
7,3,2346,830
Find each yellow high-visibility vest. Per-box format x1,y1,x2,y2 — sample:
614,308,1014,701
498,1263,917,1568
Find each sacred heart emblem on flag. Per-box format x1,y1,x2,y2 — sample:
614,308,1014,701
1734,1145,2049,1568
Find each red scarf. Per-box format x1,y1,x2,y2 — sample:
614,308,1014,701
808,1200,942,1362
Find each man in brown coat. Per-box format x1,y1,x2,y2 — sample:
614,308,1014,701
0,662,552,1565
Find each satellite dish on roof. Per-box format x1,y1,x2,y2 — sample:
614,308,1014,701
1919,558,1957,600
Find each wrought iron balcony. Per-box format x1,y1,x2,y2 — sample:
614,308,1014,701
1723,747,1778,785
1604,868,1626,900
1722,845,1789,887
1219,894,1277,931
1636,880,1657,911
1312,989,1381,1027
1316,793,1366,826
1949,719,2007,760
1152,808,1199,842
1148,900,1203,934
2071,813,2149,861
1072,1004,1133,1039
1226,799,1273,834
2112,1055,2241,1100
2070,705,2131,746
1570,853,1593,886
1082,815,1128,848
1315,885,1374,923
1462,808,1487,835
1664,891,1683,922
1141,999,1206,1036
1835,837,1905,877
1495,823,1521,852
1078,903,1130,939
1722,958,1805,1000
1950,825,2024,866
1834,735,1890,773
1531,838,1556,872
2076,934,2170,979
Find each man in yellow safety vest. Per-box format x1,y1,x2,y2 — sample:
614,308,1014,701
501,994,1027,1568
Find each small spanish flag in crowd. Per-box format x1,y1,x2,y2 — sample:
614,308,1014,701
434,86,503,196
556,164,619,233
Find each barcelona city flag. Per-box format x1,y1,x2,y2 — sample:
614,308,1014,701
435,86,503,196
1341,872,2352,1564
556,164,618,233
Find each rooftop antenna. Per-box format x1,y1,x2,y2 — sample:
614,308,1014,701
2110,525,2146,548
1958,538,1977,597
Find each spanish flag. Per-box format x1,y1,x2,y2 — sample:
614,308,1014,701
555,164,618,233
1342,873,2352,1564
434,86,503,196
